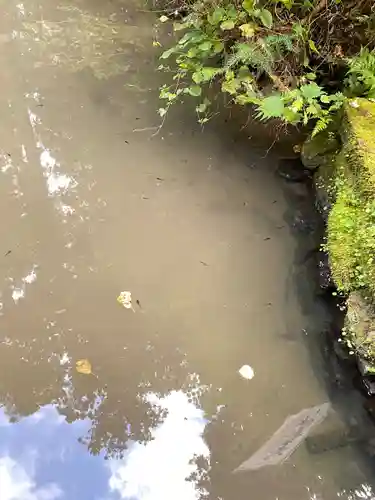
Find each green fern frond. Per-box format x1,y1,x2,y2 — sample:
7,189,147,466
347,48,375,98
263,34,295,54
225,41,274,74
311,117,331,137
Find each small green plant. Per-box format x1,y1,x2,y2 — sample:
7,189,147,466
157,0,375,132
346,48,375,99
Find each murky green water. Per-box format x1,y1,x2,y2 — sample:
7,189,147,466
0,1,374,499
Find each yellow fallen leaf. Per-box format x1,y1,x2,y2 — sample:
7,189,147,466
76,359,92,375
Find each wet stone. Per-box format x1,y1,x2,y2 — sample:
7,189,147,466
277,158,313,183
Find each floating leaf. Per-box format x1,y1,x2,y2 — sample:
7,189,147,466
76,359,92,375
117,290,134,310
239,364,255,379
158,107,167,117
159,15,169,23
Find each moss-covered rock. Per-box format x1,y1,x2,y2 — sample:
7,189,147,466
301,129,340,222
301,129,340,171
327,99,375,294
344,291,375,365
341,99,375,197
303,98,375,364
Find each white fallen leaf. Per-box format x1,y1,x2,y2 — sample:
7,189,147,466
159,15,169,23
117,291,133,310
239,364,254,380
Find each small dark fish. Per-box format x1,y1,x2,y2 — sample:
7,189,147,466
4,250,11,257
263,237,271,241
200,261,208,266
136,299,142,309
124,140,129,144
156,177,164,181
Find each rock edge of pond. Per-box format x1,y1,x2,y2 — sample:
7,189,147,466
285,100,375,426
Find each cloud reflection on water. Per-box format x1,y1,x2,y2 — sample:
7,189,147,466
0,391,210,500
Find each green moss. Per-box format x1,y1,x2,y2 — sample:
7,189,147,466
342,98,375,195
327,174,375,293
301,128,340,171
344,291,375,360
326,98,375,295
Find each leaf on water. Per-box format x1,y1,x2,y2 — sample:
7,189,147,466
76,359,92,375
159,15,169,23
117,290,134,309
239,364,255,379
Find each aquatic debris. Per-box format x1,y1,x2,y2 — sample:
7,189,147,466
233,402,330,472
117,291,134,311
238,365,255,380
76,359,92,375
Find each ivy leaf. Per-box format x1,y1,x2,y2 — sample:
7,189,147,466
192,67,220,83
242,0,255,14
220,20,235,30
158,107,167,117
280,0,295,9
185,85,202,97
222,78,241,95
239,23,255,38
174,21,190,31
258,9,273,28
196,98,210,113
308,39,319,54
320,94,331,104
213,41,225,54
207,7,225,25
160,47,177,59
199,41,213,51
159,15,169,23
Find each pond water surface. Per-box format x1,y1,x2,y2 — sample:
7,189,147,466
0,1,375,499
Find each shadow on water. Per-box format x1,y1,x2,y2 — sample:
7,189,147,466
278,164,375,495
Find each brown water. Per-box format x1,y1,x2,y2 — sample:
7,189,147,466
0,1,374,499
